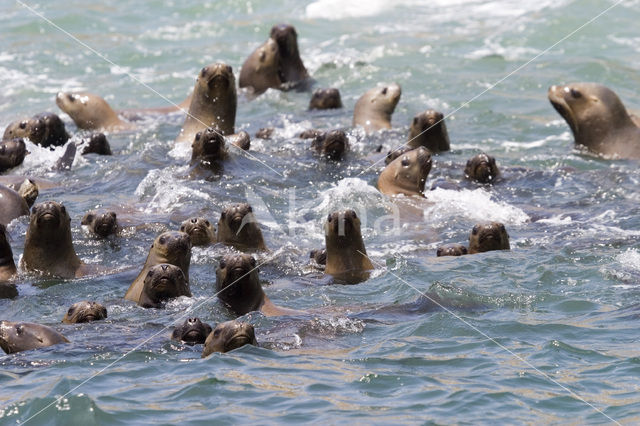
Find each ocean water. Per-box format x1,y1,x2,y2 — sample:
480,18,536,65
1,0,640,424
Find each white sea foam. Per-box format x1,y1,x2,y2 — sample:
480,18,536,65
135,168,211,212
616,249,640,272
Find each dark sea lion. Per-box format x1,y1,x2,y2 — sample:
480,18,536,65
384,145,414,165
0,184,30,226
180,217,216,246
548,82,640,158
269,24,312,91
62,301,107,324
0,283,17,299
0,138,27,172
201,320,257,357
311,130,349,160
138,263,191,308
464,153,500,184
52,142,77,171
81,210,119,238
171,317,212,345
12,178,38,208
324,209,374,284
309,88,342,110
239,38,282,96
408,110,450,152
256,127,275,139
309,248,326,265
0,224,17,287
227,131,251,151
176,63,237,142
80,133,112,155
21,201,89,278
436,244,468,257
378,147,432,197
468,222,510,254
56,92,132,131
0,320,69,354
190,127,228,165
216,253,300,316
299,129,324,139
216,203,267,251
124,231,191,302
3,113,69,148
353,83,401,134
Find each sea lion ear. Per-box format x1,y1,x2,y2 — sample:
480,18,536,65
81,213,94,225
472,225,479,235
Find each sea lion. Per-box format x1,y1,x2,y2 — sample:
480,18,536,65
81,210,119,238
384,146,414,165
171,317,212,345
216,203,267,251
227,131,251,151
464,153,500,184
309,248,326,265
180,217,216,246
353,83,401,134
80,133,112,155
201,320,257,357
468,222,510,254
176,63,237,142
309,88,342,110
548,82,640,158
408,110,450,152
0,224,17,282
0,138,27,172
190,127,228,165
56,92,132,131
255,128,275,139
378,147,432,197
324,209,374,284
311,130,349,160
436,244,468,257
62,301,107,324
124,231,191,302
239,38,282,96
269,24,312,91
0,184,30,226
0,321,69,354
3,113,69,148
12,178,38,208
52,142,77,171
216,253,300,316
138,263,191,308
21,201,89,279
299,129,324,139
0,283,17,299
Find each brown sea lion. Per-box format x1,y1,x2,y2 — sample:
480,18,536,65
311,130,349,160
190,127,228,165
201,320,257,357
269,24,312,91
256,128,275,139
309,88,342,110
21,201,89,279
227,131,251,151
176,63,237,142
468,222,510,254
378,147,432,197
3,113,69,148
0,138,27,172
0,184,30,226
436,244,468,257
0,283,17,299
124,231,191,302
548,82,640,159
216,253,300,316
324,209,374,284
408,110,450,153
299,129,324,139
353,83,401,134
138,263,191,308
80,133,112,155
56,92,133,131
62,301,107,324
171,317,212,345
464,153,500,184
0,321,69,354
0,224,17,284
239,38,282,96
180,217,216,246
81,210,119,238
216,203,267,251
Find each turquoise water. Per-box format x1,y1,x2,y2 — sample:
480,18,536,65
1,0,640,424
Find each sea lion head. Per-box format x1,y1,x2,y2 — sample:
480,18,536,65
255,38,280,72
270,24,300,60
191,127,226,163
378,146,432,196
436,243,468,257
62,301,107,324
30,201,70,237
55,92,116,130
81,210,118,238
81,133,112,155
312,130,348,160
202,320,257,357
0,138,27,171
323,209,373,283
309,88,343,110
33,113,69,147
324,209,364,247
369,83,402,115
215,253,263,315
171,317,212,345
150,231,192,272
3,116,46,144
140,263,190,308
464,153,500,184
468,222,510,254
197,63,235,96
0,320,68,354
408,110,450,152
180,217,215,246
217,203,266,250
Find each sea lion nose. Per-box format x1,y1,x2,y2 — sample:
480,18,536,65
161,264,168,271
191,218,198,224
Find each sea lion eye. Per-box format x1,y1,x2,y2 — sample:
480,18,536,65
327,214,332,223
180,225,185,231
67,308,75,316
250,257,256,267
498,223,506,232
110,212,116,218
219,260,226,269
159,237,166,245
213,329,221,337
19,121,27,129
200,67,208,77
205,220,210,226
350,210,357,219
401,157,410,167
413,117,418,126
246,205,253,213
570,88,582,99
195,132,201,141
60,205,66,214
67,94,75,102
472,225,479,235
381,88,387,95
15,325,23,335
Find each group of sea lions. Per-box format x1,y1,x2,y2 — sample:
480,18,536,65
1,23,639,358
